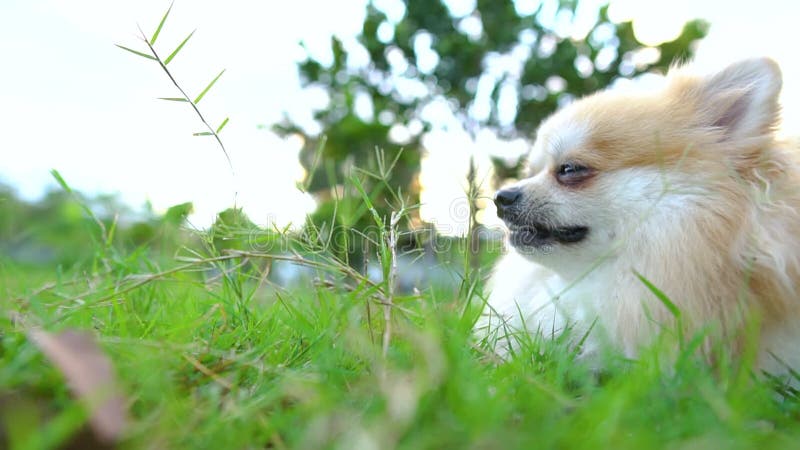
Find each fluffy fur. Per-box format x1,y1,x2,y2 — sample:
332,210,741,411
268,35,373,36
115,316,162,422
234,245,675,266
477,58,800,375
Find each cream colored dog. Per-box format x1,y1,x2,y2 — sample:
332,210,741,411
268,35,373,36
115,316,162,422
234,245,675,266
477,58,800,376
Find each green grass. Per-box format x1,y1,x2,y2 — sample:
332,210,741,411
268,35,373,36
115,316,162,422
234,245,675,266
2,219,800,449
2,6,797,447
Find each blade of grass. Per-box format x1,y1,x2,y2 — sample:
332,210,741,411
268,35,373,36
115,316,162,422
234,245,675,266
115,44,156,60
105,214,118,249
300,135,327,193
216,117,229,134
164,29,195,65
193,131,213,136
194,69,225,104
150,1,174,45
50,169,73,194
158,97,189,102
49,169,111,268
351,176,382,227
633,270,681,319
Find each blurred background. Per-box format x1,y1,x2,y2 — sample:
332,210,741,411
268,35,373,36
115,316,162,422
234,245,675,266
1,0,798,271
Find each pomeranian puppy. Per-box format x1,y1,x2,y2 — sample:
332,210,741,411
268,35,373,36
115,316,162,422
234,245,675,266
477,58,800,376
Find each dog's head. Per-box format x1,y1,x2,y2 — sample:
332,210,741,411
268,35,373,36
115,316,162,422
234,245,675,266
495,58,783,271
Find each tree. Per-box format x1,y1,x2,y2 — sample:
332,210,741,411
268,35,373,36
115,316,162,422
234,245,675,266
275,0,707,261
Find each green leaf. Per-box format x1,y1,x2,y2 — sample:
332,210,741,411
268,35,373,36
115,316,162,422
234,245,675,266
193,131,213,136
215,117,229,134
194,69,225,104
158,97,188,102
105,214,118,249
50,169,72,193
351,176,383,228
633,270,681,319
164,29,195,65
150,1,174,45
115,44,156,60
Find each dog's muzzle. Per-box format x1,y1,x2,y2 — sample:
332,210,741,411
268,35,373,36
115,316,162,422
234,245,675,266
493,187,589,247
494,187,522,220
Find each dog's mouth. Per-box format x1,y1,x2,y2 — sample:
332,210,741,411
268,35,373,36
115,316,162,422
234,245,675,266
508,223,589,248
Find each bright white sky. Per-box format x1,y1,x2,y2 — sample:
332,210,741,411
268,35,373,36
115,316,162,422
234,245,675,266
1,0,798,232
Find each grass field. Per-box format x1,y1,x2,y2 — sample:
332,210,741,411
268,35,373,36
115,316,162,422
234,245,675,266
3,197,800,450
2,9,798,446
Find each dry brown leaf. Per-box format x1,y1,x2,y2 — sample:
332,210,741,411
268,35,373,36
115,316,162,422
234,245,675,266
29,329,128,444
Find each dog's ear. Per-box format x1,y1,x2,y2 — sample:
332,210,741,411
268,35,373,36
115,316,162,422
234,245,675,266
696,58,782,142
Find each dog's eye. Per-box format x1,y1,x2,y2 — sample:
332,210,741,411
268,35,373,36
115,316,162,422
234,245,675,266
555,163,593,185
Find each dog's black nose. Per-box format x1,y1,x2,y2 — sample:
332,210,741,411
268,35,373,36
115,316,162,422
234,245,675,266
494,187,521,218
